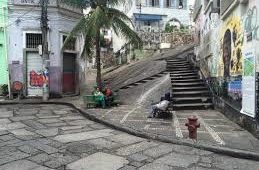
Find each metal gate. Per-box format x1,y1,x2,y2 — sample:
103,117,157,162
27,52,43,96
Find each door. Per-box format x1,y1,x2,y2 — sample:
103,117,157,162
63,53,76,94
27,52,43,96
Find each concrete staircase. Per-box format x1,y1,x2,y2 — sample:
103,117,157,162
113,71,167,92
166,58,213,110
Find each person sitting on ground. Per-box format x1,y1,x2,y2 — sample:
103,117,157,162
148,97,170,118
93,87,105,108
104,85,113,107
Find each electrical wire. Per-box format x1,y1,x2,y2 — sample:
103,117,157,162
3,2,40,28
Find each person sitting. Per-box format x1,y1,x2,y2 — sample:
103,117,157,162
104,86,113,107
148,97,170,118
93,87,105,108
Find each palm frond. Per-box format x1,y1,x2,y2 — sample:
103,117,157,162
107,7,133,26
106,0,126,7
112,17,143,48
62,16,87,51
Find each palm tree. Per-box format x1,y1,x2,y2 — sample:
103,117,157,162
62,0,142,88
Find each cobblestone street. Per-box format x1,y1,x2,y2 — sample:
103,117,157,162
0,104,259,170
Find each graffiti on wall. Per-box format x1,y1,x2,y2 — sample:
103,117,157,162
220,16,244,77
210,25,221,77
29,70,48,87
228,80,242,100
243,6,258,41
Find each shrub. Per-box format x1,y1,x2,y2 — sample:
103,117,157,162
1,84,8,96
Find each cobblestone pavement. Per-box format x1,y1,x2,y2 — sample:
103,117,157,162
0,104,259,170
87,105,259,153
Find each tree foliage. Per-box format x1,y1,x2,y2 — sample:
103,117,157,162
62,0,143,87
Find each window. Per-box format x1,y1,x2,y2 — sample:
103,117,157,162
144,21,151,26
148,0,159,7
26,33,42,49
217,0,220,7
179,0,183,8
63,35,76,51
165,0,172,7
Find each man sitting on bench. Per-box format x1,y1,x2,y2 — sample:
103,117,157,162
148,97,170,118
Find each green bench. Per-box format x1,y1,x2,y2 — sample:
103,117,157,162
82,95,97,108
83,94,121,108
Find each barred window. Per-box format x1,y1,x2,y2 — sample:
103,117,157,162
26,33,42,49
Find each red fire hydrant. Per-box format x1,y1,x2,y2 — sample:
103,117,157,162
185,116,200,139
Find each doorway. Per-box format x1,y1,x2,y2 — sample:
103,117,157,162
63,53,76,94
26,52,43,97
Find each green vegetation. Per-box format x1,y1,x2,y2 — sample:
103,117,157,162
165,23,189,33
0,84,8,96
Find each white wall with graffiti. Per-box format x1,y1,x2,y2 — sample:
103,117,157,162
193,0,259,117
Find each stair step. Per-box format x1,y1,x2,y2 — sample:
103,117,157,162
169,70,198,74
151,74,163,78
167,68,191,71
173,97,212,104
173,90,209,95
173,92,210,97
167,61,189,63
139,80,149,83
173,103,213,110
167,59,186,61
145,77,155,80
170,75,198,79
167,64,191,67
166,60,188,62
172,79,203,82
172,86,207,90
167,66,191,69
172,83,205,87
174,102,213,106
170,72,197,76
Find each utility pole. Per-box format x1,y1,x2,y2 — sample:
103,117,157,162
40,0,49,101
136,2,142,31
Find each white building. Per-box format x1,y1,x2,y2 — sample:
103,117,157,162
113,0,191,52
8,0,84,97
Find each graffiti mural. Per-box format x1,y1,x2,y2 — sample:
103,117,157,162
243,6,258,41
210,25,221,77
29,70,48,87
220,16,244,77
228,79,242,100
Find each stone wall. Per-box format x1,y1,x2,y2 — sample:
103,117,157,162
138,31,194,49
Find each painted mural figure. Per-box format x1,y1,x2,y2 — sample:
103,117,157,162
223,29,231,78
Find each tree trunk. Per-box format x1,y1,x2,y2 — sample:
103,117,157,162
96,29,102,89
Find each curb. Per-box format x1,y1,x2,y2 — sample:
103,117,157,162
1,101,259,161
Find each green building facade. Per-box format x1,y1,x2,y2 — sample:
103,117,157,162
0,0,8,86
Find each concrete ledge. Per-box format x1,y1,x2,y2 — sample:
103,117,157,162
1,100,259,161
